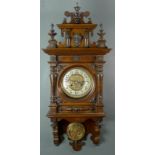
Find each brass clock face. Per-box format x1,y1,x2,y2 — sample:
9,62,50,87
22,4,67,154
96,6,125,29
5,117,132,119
62,68,94,98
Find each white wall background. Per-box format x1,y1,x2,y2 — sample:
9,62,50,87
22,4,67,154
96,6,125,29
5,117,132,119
40,0,115,155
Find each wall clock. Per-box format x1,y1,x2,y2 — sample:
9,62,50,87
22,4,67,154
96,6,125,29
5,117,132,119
42,3,111,151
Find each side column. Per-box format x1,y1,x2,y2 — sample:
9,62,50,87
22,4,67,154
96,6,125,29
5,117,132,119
49,56,58,114
95,56,105,113
95,60,104,104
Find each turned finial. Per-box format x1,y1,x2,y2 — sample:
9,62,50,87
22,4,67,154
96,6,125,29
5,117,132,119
47,23,57,48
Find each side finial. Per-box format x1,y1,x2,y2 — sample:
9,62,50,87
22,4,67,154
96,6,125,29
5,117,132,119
99,24,103,31
97,23,107,48
49,24,57,39
47,23,57,48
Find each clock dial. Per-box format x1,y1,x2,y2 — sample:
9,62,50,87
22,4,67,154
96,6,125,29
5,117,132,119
62,68,94,98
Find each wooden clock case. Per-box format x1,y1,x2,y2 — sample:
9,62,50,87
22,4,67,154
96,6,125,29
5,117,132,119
42,3,111,151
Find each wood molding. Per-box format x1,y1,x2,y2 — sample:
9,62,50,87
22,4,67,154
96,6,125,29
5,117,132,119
43,48,111,56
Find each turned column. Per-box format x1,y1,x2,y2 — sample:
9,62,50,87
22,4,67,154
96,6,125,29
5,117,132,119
90,119,102,144
95,56,104,105
49,56,58,114
52,121,60,145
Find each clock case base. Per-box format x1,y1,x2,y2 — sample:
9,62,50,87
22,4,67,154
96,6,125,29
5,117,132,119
50,118,103,151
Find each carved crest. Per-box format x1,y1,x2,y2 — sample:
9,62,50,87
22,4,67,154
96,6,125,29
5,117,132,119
64,3,90,24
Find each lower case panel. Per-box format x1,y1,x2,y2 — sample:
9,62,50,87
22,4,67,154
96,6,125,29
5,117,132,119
50,118,103,151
